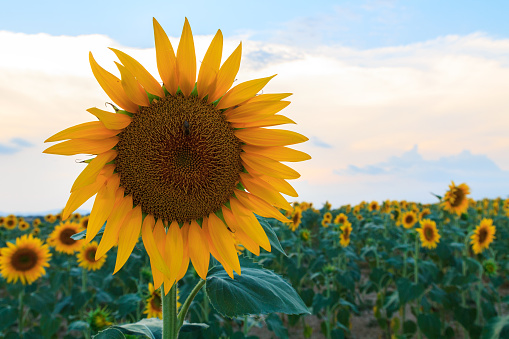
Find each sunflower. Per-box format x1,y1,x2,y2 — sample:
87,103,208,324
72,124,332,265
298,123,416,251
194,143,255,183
321,219,330,228
144,283,180,319
48,221,85,254
0,216,5,227
401,211,417,229
4,216,17,230
18,221,30,231
442,181,470,215
323,201,332,211
415,219,441,249
339,221,352,247
470,218,496,254
88,307,113,332
77,241,106,271
419,208,431,220
323,212,332,221
80,216,90,230
356,214,363,221
32,218,41,228
32,227,40,236
44,18,309,287
0,234,52,284
369,201,379,212
289,207,302,232
300,229,310,242
334,213,347,225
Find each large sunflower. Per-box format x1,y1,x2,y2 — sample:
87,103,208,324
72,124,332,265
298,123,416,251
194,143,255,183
44,18,309,287
48,221,85,254
442,181,470,215
470,218,496,254
77,241,106,271
416,219,440,249
0,234,52,284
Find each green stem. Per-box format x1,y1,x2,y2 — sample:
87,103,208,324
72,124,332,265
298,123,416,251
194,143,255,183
243,315,249,336
414,234,422,339
162,283,179,339
177,279,206,329
476,267,483,325
18,288,25,336
81,268,88,293
401,230,408,335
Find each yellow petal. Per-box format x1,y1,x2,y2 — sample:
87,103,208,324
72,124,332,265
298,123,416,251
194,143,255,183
176,223,190,281
86,177,121,242
208,42,242,103
71,150,117,192
241,145,310,162
241,152,300,179
45,121,121,143
87,107,132,130
89,52,139,113
110,48,165,98
257,175,298,197
197,30,223,99
96,194,133,259
208,213,241,275
43,137,119,156
234,189,290,223
225,101,290,123
235,128,307,147
188,220,210,280
153,18,178,95
229,198,271,251
150,261,164,290
142,215,172,281
166,221,184,284
176,18,196,97
114,205,142,273
62,173,110,220
240,173,292,211
245,93,292,104
202,217,234,278
222,206,260,256
116,62,150,107
216,75,276,110
231,115,295,128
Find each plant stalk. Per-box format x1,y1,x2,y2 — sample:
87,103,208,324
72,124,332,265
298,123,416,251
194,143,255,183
162,283,179,339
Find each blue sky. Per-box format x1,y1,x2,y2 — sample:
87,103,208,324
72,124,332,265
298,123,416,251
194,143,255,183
1,1,509,214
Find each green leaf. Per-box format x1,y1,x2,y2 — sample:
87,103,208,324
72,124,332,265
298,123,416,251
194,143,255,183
68,320,90,331
111,318,162,339
396,277,425,305
116,293,142,318
417,314,441,339
266,313,289,339
180,323,210,333
256,216,287,256
0,307,17,331
94,328,125,339
206,265,309,317
481,314,509,339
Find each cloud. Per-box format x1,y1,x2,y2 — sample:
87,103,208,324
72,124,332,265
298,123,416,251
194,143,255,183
1,29,509,212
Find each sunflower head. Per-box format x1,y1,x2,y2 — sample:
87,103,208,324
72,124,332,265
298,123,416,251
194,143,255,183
369,201,380,212
43,18,309,286
18,221,30,231
32,227,41,236
0,216,5,227
0,234,52,284
416,219,441,249
44,214,57,223
4,216,17,230
289,207,302,232
323,201,332,211
470,218,496,254
419,208,431,220
77,241,106,271
339,221,352,247
334,213,347,225
88,307,113,332
80,216,90,230
143,282,179,319
401,211,417,229
48,221,84,254
32,218,41,228
442,181,471,215
300,229,311,242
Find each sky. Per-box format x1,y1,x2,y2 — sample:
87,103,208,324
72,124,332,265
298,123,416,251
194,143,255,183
1,0,509,215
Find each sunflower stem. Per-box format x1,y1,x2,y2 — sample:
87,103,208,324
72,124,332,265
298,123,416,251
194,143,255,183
177,279,206,329
81,267,88,292
414,233,422,339
18,287,25,336
162,283,179,339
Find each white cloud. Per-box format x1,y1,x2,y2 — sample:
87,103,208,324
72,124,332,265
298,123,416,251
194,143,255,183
0,30,508,213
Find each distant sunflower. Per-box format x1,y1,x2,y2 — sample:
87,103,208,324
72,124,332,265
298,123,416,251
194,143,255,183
416,219,440,249
32,218,41,228
323,212,332,221
32,227,40,236
45,214,57,223
401,211,417,229
4,216,17,230
323,201,332,211
80,216,90,230
44,18,309,286
339,222,352,247
300,229,310,242
0,216,5,227
289,207,302,232
470,218,496,254
88,307,113,332
18,221,30,231
334,213,347,225
321,219,330,228
442,181,470,215
0,234,52,284
77,241,106,271
419,208,431,220
48,221,84,254
72,213,82,221
356,214,363,221
144,283,180,319
369,201,379,212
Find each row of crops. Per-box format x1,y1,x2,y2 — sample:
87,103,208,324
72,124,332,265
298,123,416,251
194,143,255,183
1,183,508,338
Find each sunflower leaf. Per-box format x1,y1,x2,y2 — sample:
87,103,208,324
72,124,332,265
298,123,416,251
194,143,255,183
93,328,125,339
205,264,310,317
256,216,287,256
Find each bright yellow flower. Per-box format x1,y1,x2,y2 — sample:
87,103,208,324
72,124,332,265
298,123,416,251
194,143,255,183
334,213,347,225
18,221,30,231
77,241,106,271
339,222,352,247
470,219,496,254
416,220,440,249
401,211,417,229
369,201,379,212
43,18,309,288
4,216,17,230
48,221,85,254
289,207,302,232
442,181,470,215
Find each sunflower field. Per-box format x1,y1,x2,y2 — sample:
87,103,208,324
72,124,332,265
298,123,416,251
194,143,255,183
1,186,509,339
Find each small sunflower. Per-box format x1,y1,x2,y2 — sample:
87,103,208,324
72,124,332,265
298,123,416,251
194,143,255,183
334,213,347,225
48,221,85,254
323,212,332,221
300,229,310,242
0,216,5,227
45,214,57,223
4,216,17,230
72,213,82,221
44,18,309,287
32,227,40,236
369,201,379,212
339,221,352,247
442,181,470,215
356,214,363,221
321,218,330,228
416,219,441,249
88,307,113,332
401,211,417,229
0,234,52,284
419,208,431,220
18,221,30,231
470,218,496,254
77,241,106,271
80,216,90,230
144,283,180,319
323,201,332,211
32,218,41,228
289,207,302,232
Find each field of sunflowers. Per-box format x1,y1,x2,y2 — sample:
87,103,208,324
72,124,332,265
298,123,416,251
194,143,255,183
1,182,508,339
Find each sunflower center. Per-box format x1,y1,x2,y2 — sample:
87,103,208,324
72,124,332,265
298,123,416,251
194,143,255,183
85,248,97,262
11,248,38,271
424,227,434,241
405,215,414,224
451,189,465,207
60,228,77,245
478,228,488,244
150,295,162,312
116,95,242,223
